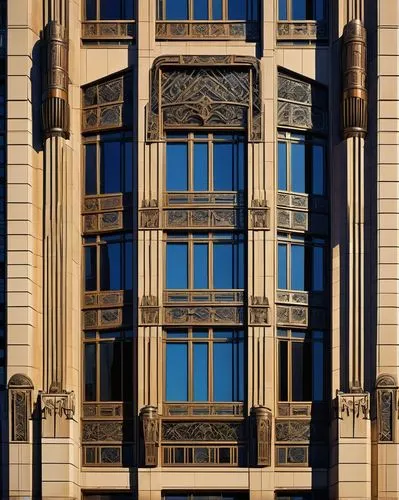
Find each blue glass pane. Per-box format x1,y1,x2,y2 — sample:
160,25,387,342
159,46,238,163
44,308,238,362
166,243,188,289
213,343,233,400
278,142,287,190
85,246,97,291
85,0,96,19
124,0,134,18
166,143,188,191
194,0,208,19
194,143,208,191
291,142,305,193
312,144,324,195
313,340,324,400
101,142,121,193
291,244,305,290
124,142,133,194
213,0,223,19
278,244,287,289
278,0,287,19
84,343,96,400
292,0,306,20
193,343,208,401
166,343,188,401
100,342,121,400
237,337,244,400
214,243,232,289
85,144,97,195
214,142,233,190
100,0,121,19
125,240,133,290
312,245,324,291
166,0,188,19
314,0,324,20
228,0,246,19
100,242,121,290
236,139,245,191
194,243,208,289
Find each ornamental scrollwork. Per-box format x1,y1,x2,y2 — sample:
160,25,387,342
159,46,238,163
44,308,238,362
8,374,33,442
162,421,244,441
83,422,123,442
275,420,310,442
155,21,258,41
164,305,243,325
376,374,398,442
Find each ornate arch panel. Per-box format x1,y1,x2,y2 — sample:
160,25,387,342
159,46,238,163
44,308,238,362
147,55,262,142
376,373,398,442
8,374,34,442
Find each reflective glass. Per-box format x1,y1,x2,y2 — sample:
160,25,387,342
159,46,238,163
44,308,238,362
100,342,122,400
84,343,96,400
213,239,244,289
194,0,208,19
292,0,307,19
85,246,97,291
213,342,233,400
278,142,287,190
228,0,246,19
312,245,324,291
85,0,96,19
85,144,97,195
214,142,233,190
166,0,188,19
278,341,288,401
291,244,305,290
194,143,208,191
166,243,188,288
278,243,287,289
101,142,121,193
193,343,208,401
314,0,325,20
291,142,305,193
123,341,133,400
213,0,223,18
166,143,188,191
124,0,134,18
292,341,312,400
278,0,287,19
194,243,208,289
100,0,121,19
313,338,324,400
166,343,188,400
124,142,133,194
312,144,324,195
100,241,121,290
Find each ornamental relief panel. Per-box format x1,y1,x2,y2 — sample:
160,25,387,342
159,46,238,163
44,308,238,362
164,305,244,325
164,207,245,230
162,421,245,441
9,374,34,442
156,21,258,41
147,55,262,142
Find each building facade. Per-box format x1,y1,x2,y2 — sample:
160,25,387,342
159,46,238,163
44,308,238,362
1,0,399,498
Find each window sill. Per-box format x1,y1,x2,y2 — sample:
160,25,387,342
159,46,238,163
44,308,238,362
82,21,135,44
276,20,328,43
156,20,258,41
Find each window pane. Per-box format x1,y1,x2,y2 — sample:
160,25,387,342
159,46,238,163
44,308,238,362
228,0,246,19
85,144,97,195
166,143,188,191
278,0,287,20
101,142,121,193
291,244,305,290
84,343,96,401
85,0,96,19
124,0,134,18
124,141,133,194
165,0,188,19
213,0,223,19
166,343,188,400
125,240,133,291
291,142,306,193
100,241,121,290
214,240,243,289
194,243,208,289
292,341,312,401
194,143,208,191
214,142,233,190
213,343,233,401
279,341,288,401
278,243,287,289
292,0,306,19
312,245,324,291
100,0,121,19
312,144,324,195
123,341,133,400
100,342,122,401
194,0,208,19
314,0,325,20
193,343,208,401
166,243,188,289
278,142,287,190
85,246,97,291
313,339,324,400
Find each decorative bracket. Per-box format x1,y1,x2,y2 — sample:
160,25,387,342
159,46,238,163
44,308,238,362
249,296,270,325
140,296,160,325
336,391,370,438
249,199,270,229
140,405,160,467
140,200,160,229
40,390,75,438
251,406,272,467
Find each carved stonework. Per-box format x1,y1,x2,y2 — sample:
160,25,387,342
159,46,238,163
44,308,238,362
9,374,33,442
252,406,272,467
41,21,70,138
140,200,160,229
342,19,368,138
165,208,244,229
82,21,134,41
83,422,123,442
275,420,311,442
250,200,270,229
83,308,123,330
141,406,160,467
276,445,308,466
277,20,328,41
249,296,270,325
41,391,75,438
156,21,258,41
162,421,244,441
276,305,308,327
140,296,160,325
164,305,243,325
84,290,124,308
376,374,397,442
147,55,262,142
337,392,370,438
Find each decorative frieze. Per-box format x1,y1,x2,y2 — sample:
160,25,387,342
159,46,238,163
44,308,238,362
277,20,328,42
276,305,308,327
83,308,123,330
83,193,123,213
84,290,124,309
163,402,244,418
141,406,160,467
140,296,160,325
164,207,244,230
140,200,160,229
252,406,272,467
162,421,245,441
164,305,244,325
277,208,308,231
155,21,258,41
250,200,270,229
249,296,270,325
82,21,134,41
8,374,33,442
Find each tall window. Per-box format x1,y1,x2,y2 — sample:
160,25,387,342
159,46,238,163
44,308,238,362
166,232,244,290
278,0,325,21
277,329,325,402
278,132,325,196
83,330,133,402
277,233,325,292
158,0,258,21
164,329,244,403
84,0,134,20
166,132,245,193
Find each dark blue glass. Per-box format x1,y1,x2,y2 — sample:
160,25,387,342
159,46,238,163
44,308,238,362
101,141,121,193
166,0,188,19
291,142,305,193
312,245,324,291
314,0,324,20
214,142,233,190
85,246,97,291
278,0,287,19
312,144,324,195
194,0,208,19
213,239,243,289
124,0,134,18
100,241,121,290
291,244,305,290
194,243,208,289
166,343,188,400
277,243,287,289
193,343,208,401
194,143,208,190
214,342,233,400
84,343,96,400
278,142,287,190
213,0,223,19
85,144,97,195
100,342,121,400
166,243,188,288
100,0,122,19
166,143,188,191
85,0,96,20
312,337,324,400
292,0,307,19
125,240,133,290
124,141,133,194
228,0,246,19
